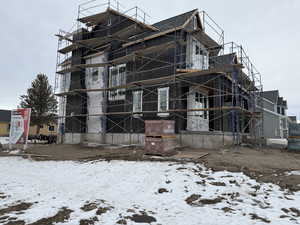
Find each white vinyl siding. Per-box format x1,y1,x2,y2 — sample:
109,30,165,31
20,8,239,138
157,87,169,117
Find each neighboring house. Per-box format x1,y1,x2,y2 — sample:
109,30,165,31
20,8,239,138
260,90,289,138
0,110,11,137
288,116,297,123
29,124,57,136
0,109,57,137
55,2,263,147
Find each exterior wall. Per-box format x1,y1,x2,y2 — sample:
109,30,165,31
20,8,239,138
263,110,280,138
58,71,71,132
0,122,9,136
29,123,58,136
85,54,107,134
262,98,275,112
0,122,57,137
260,98,289,139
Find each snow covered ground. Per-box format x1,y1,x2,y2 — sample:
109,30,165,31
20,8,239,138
0,157,299,225
0,137,9,145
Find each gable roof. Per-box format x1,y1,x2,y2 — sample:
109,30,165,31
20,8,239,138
123,9,198,47
0,110,11,123
262,90,279,103
152,9,198,31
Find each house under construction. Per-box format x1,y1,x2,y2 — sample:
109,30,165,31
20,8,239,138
55,0,263,148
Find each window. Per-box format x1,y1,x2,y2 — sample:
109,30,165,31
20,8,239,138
39,125,44,129
195,45,200,55
107,18,112,26
277,107,281,114
109,64,126,101
133,90,143,117
282,108,285,116
92,68,98,81
158,87,169,117
48,125,55,132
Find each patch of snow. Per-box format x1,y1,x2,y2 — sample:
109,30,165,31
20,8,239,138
0,157,299,225
8,149,21,155
285,171,300,176
0,137,9,145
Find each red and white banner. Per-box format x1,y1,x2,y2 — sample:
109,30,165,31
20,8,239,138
9,108,31,145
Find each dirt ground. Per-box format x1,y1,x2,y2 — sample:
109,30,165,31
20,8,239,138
1,143,300,191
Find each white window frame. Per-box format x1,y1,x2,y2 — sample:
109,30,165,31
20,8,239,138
108,64,126,101
133,90,143,117
157,87,169,117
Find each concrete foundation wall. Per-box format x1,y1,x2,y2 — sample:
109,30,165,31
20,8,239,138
179,133,234,149
63,132,234,149
64,133,83,144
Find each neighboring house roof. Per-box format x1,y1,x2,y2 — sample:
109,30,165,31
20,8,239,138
0,110,11,123
262,90,279,103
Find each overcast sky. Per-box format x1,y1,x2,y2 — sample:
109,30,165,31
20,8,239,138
0,0,299,118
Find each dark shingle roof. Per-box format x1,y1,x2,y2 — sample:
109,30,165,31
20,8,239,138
130,9,197,40
0,110,11,123
262,90,279,103
152,9,197,31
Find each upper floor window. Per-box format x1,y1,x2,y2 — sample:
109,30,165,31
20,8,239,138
109,64,126,101
277,106,281,114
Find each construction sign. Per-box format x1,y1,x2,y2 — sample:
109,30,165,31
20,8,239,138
9,108,31,147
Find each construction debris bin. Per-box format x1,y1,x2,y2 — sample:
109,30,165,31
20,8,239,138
145,120,176,156
288,123,300,151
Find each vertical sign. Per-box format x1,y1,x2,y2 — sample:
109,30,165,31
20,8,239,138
9,108,31,149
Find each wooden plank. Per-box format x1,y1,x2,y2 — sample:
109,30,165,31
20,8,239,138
57,106,250,118
58,44,78,54
123,26,183,48
78,8,158,31
57,66,80,74
56,64,236,93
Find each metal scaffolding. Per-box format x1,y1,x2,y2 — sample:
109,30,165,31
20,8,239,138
54,0,263,146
